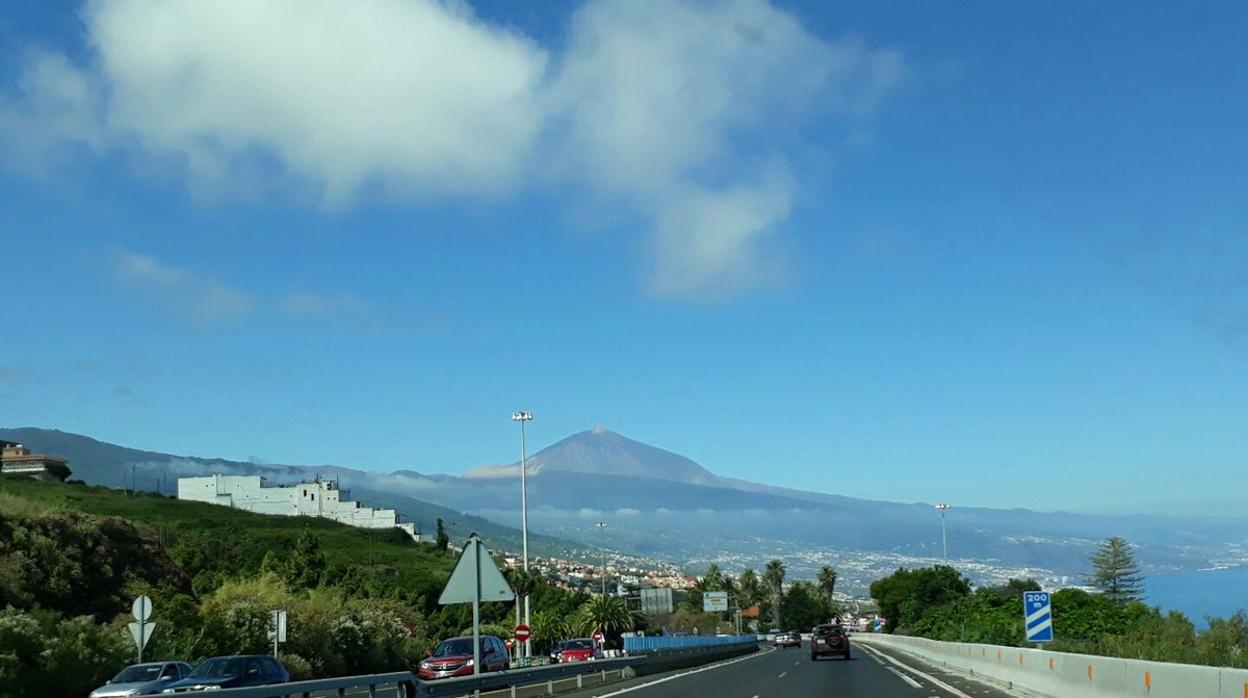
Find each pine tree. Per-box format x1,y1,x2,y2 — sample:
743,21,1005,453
1089,536,1144,604
436,518,449,552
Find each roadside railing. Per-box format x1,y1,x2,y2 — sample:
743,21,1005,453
202,638,760,698
198,671,415,697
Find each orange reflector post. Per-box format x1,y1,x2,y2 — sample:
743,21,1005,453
1019,653,1024,665
1049,658,1055,671
1145,671,1152,690
1088,665,1095,680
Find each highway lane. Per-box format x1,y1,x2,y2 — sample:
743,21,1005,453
559,640,1020,698
308,638,1022,698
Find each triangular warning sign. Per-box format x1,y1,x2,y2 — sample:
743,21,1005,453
438,534,516,605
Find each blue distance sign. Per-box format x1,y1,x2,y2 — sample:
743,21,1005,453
1023,591,1053,642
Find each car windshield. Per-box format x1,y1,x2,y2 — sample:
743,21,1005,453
560,639,594,650
433,639,476,657
111,664,162,683
191,657,247,678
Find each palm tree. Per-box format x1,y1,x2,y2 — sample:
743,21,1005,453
531,610,571,655
576,595,635,637
737,568,762,608
763,559,786,630
817,566,838,606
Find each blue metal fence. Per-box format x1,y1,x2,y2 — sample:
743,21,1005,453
624,634,757,652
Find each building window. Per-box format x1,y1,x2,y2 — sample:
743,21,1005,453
311,494,315,501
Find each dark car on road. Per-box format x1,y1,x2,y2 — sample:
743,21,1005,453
159,655,288,692
810,623,850,660
89,661,194,697
418,635,509,680
774,630,802,648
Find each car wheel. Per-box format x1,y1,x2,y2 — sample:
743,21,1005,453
810,654,817,662
843,650,851,660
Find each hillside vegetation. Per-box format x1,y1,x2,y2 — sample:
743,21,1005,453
0,477,597,698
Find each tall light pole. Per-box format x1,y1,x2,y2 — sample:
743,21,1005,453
511,411,534,658
935,503,952,561
595,521,608,595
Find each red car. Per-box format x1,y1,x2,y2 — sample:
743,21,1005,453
418,636,509,680
551,638,599,663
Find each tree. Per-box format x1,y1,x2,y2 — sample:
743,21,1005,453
1088,537,1144,605
782,581,835,629
44,462,72,482
436,518,449,552
736,568,762,610
817,566,838,606
284,531,327,590
763,559,786,630
576,596,634,638
869,565,971,633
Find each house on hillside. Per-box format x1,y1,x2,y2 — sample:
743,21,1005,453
0,440,70,481
177,474,423,541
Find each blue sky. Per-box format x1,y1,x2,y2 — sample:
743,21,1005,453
2,0,1245,515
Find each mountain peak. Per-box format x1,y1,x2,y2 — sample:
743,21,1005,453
465,428,720,485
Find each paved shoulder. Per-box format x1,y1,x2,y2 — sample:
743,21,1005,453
856,639,1035,698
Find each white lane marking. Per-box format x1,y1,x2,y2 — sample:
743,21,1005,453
778,671,787,678
857,643,974,698
794,661,800,666
885,665,923,689
591,647,776,698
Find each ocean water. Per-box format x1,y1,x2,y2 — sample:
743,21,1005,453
1145,566,1248,626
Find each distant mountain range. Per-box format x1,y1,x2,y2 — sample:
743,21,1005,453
5,425,1246,592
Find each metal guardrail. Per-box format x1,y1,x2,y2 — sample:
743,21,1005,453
200,641,760,698
417,656,636,697
199,671,415,697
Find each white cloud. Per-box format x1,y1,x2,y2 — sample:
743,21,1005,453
2,0,903,298
86,0,547,205
112,250,258,326
110,249,380,327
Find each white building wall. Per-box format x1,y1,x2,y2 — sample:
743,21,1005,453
176,475,421,540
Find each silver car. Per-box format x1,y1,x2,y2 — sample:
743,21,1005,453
90,662,194,697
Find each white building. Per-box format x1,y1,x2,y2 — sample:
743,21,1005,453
178,474,420,540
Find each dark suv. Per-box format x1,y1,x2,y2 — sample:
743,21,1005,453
810,624,850,660
160,655,289,692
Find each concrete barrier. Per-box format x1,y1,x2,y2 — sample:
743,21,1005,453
855,633,1248,698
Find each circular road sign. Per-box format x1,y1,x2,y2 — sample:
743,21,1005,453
515,624,531,642
132,595,153,622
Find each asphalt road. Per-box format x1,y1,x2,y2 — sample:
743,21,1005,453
308,639,1022,698
557,639,1020,698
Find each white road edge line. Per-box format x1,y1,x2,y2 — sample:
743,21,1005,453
884,665,923,689
590,646,776,698
857,642,974,698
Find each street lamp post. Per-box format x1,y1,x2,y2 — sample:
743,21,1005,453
511,411,534,658
595,521,608,595
935,503,952,561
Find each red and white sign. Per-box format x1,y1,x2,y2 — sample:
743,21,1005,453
515,624,531,642
592,631,604,643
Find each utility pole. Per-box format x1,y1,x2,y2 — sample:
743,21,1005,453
511,411,534,658
935,503,952,560
596,521,608,595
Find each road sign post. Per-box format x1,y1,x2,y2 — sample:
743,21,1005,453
269,610,288,658
1024,591,1054,643
127,595,155,663
703,591,729,613
439,534,516,677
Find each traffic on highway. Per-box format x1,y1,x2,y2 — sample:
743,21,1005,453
558,637,1017,698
